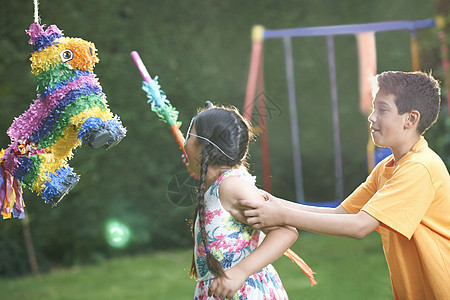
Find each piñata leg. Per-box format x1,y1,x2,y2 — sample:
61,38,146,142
41,165,79,205
78,117,126,149
78,117,110,148
104,117,126,149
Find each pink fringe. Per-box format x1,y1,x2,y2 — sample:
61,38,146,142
7,74,99,140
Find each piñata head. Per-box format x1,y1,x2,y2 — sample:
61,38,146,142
0,22,126,219
27,22,99,74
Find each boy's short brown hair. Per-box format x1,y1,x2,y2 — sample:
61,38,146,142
376,71,441,134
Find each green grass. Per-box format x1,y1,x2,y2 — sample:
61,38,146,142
0,233,393,299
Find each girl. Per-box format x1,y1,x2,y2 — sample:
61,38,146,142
185,104,299,299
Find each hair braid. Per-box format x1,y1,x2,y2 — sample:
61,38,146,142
190,145,225,279
231,111,250,163
189,106,253,279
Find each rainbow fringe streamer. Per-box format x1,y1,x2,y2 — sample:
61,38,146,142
0,152,25,220
142,77,181,127
131,51,186,155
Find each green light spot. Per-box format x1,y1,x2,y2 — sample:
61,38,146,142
105,220,131,248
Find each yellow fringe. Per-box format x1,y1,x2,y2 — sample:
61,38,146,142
33,107,113,193
31,37,98,75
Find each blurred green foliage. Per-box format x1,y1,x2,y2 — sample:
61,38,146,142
0,0,447,276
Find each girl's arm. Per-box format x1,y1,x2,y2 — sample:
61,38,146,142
208,176,298,299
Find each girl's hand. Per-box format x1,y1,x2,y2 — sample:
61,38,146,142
181,153,199,179
208,267,247,299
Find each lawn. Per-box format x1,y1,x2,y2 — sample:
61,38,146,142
0,232,393,299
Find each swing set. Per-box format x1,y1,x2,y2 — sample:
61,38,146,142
243,18,449,205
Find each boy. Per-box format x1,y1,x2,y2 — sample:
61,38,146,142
241,71,450,299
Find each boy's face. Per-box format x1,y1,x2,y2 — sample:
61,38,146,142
368,93,410,148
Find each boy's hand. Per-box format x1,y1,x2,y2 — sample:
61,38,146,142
240,194,285,229
208,267,247,299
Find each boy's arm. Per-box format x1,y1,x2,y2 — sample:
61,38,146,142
259,190,348,214
241,196,380,239
208,177,298,299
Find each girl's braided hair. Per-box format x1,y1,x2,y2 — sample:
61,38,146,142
189,105,252,279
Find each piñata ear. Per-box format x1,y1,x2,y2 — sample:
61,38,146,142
26,22,63,52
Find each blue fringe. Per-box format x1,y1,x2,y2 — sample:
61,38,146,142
105,117,127,146
11,206,25,219
78,117,126,147
0,164,4,191
29,84,102,144
13,156,34,182
33,33,62,52
142,76,168,108
78,117,106,142
142,78,181,127
41,166,79,205
39,70,91,99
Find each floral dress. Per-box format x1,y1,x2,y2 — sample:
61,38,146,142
193,168,288,300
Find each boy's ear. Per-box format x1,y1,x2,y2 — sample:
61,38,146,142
405,110,420,129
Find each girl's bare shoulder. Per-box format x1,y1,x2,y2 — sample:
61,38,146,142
219,176,264,222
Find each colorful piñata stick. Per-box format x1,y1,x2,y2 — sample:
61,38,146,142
130,51,186,154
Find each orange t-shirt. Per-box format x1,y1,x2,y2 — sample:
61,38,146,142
342,138,450,300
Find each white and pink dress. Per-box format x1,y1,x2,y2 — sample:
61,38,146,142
193,168,288,300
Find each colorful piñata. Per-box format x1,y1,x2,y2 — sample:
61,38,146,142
0,22,126,219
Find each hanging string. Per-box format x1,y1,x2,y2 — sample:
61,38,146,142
34,0,40,24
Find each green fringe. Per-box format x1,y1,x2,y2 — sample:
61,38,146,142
153,104,181,127
21,155,42,189
37,93,108,149
35,63,78,94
